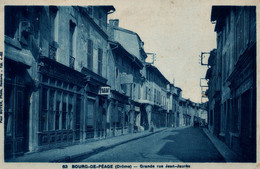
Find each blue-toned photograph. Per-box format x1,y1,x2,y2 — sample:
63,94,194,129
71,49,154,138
3,3,256,163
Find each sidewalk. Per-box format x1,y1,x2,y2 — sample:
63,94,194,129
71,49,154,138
202,128,243,162
6,128,167,162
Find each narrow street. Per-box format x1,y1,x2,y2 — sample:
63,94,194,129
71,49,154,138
81,127,225,162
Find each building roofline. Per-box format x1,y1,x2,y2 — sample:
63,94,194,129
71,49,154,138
146,64,170,84
109,40,143,69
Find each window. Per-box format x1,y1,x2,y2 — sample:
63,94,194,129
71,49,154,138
69,20,76,68
67,95,73,130
149,88,152,101
133,84,136,99
138,85,141,99
87,100,95,126
98,12,102,26
115,68,119,90
41,88,48,131
98,48,103,75
236,8,244,58
232,97,239,133
87,39,93,70
158,91,160,104
48,90,55,130
39,78,79,132
87,6,93,18
62,94,67,129
55,92,61,130
154,89,156,103
145,87,148,100
49,6,58,42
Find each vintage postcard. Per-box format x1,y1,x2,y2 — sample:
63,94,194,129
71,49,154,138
0,0,259,169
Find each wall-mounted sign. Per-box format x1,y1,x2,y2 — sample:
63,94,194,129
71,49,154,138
99,86,110,95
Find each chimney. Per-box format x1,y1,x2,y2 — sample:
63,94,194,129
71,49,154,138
109,19,119,27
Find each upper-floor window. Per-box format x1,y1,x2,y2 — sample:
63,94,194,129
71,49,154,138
87,39,93,70
49,6,58,42
69,20,76,68
138,85,141,99
145,87,148,100
98,12,102,27
98,48,103,75
87,6,93,18
49,6,58,60
154,89,156,103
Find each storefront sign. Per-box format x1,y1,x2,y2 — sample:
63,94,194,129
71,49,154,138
99,86,110,95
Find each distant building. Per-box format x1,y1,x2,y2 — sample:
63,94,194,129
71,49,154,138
206,6,256,161
144,65,169,128
108,19,146,134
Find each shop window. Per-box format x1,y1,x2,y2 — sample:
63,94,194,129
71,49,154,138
48,90,55,130
41,88,48,131
62,94,67,129
67,104,73,129
42,88,48,110
55,92,61,130
232,97,239,133
87,100,94,126
75,97,81,140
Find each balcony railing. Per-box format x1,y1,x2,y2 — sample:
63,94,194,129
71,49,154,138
49,44,57,60
69,55,75,69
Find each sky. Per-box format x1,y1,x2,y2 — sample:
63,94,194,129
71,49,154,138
108,0,216,103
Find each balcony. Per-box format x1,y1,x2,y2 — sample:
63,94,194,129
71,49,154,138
49,41,59,60
69,55,75,69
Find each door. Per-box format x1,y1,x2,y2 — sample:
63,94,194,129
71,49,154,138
4,83,29,159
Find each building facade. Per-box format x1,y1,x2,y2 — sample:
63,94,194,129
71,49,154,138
206,6,256,162
4,5,115,159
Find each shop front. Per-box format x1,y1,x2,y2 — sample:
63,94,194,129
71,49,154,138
37,56,85,150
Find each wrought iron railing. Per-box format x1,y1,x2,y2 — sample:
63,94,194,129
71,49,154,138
49,44,57,60
69,55,75,69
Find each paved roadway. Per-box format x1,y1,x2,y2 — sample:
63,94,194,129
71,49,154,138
81,127,225,162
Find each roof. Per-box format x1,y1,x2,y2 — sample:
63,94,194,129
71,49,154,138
100,6,116,14
113,26,143,43
109,40,143,69
146,64,170,84
175,86,182,91
112,26,148,59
